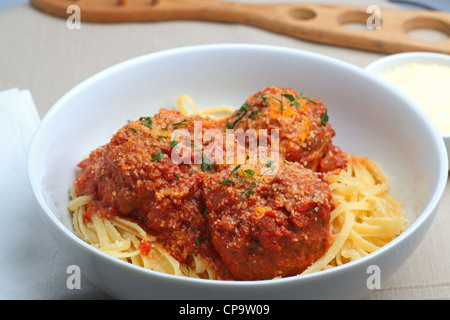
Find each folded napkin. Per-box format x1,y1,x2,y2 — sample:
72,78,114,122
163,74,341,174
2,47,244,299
0,89,110,299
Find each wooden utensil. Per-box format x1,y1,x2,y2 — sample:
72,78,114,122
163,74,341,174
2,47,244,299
30,0,450,54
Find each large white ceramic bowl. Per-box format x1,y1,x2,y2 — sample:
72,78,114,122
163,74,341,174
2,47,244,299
365,52,450,170
28,44,448,300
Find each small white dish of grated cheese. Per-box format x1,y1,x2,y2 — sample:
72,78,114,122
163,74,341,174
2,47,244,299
365,52,450,170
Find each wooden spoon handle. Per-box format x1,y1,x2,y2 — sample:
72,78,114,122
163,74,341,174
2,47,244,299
31,0,450,54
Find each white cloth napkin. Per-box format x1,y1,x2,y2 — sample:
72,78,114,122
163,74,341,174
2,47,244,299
0,88,110,299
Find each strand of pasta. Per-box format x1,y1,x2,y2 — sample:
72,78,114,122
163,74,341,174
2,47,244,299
68,186,217,279
302,155,406,274
177,94,235,120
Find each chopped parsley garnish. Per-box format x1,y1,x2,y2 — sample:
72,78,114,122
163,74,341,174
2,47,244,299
162,123,170,130
173,119,187,126
320,109,329,126
298,93,318,105
261,161,276,176
130,127,137,133
281,93,300,107
151,148,164,162
190,237,202,255
248,108,260,119
243,181,257,197
201,153,214,171
157,135,168,141
174,173,181,178
170,136,178,148
243,169,255,176
230,164,241,175
226,104,249,129
260,94,270,103
139,116,153,129
219,178,236,186
273,97,284,110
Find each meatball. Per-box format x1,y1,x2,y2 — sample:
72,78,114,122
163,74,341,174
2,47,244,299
224,86,346,172
74,109,225,269
203,160,333,280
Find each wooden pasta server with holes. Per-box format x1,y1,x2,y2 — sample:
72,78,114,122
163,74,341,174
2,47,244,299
31,0,450,54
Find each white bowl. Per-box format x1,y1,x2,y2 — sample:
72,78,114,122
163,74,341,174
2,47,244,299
365,52,450,170
28,44,448,300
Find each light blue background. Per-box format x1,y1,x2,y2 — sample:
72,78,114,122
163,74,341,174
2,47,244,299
1,0,29,11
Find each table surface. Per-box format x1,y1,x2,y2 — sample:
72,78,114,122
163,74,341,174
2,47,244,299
1,0,449,300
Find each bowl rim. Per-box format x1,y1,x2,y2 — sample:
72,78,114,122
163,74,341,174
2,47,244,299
364,51,450,71
364,51,450,139
28,43,449,288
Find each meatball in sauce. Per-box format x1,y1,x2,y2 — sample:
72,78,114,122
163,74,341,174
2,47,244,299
74,109,231,278
204,160,333,280
225,86,346,172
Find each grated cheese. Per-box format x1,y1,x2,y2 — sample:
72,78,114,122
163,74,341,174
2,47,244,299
380,63,450,134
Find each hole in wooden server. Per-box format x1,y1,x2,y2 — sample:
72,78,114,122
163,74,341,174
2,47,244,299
289,7,316,20
404,17,450,43
337,10,377,32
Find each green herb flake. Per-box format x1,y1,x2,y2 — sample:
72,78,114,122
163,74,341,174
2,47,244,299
139,116,153,129
261,164,276,176
320,109,329,126
151,148,164,162
174,173,181,178
273,97,284,110
170,135,178,148
219,178,236,186
226,104,249,129
230,164,241,175
298,93,318,105
190,237,202,255
130,127,137,133
260,95,270,103
201,153,214,172
281,93,300,107
173,119,187,126
243,169,255,176
157,135,168,141
243,181,257,197
248,108,260,119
